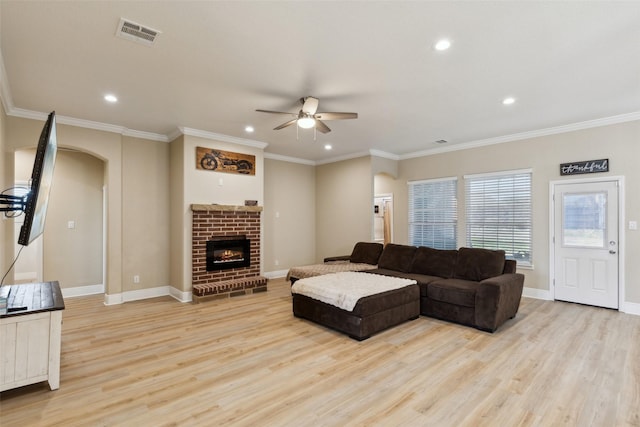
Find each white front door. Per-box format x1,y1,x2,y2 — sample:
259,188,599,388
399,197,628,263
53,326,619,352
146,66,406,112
553,180,619,308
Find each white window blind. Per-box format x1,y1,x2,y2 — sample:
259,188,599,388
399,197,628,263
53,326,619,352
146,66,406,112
465,170,532,265
408,178,457,250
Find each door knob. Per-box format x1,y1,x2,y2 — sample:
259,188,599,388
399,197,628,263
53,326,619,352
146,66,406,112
609,250,617,254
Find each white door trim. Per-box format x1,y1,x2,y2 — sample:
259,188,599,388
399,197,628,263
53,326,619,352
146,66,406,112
549,175,626,310
373,193,393,243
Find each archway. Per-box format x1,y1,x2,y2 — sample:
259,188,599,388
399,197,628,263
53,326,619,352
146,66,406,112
14,148,105,296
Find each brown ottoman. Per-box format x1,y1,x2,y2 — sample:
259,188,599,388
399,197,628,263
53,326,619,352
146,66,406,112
291,272,420,340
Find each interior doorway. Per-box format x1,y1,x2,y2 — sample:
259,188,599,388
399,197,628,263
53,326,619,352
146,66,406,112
12,183,42,283
374,194,393,245
13,148,105,293
551,178,621,309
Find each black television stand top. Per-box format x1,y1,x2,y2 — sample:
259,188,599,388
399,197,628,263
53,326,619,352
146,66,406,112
0,281,65,318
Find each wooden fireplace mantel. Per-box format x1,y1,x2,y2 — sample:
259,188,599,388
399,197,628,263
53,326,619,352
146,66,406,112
190,204,263,213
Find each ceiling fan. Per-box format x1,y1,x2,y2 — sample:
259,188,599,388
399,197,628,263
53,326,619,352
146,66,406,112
256,96,358,134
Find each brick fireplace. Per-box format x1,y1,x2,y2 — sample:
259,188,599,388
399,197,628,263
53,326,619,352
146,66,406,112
191,204,265,299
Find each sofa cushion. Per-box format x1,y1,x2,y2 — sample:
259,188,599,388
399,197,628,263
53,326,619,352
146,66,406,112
454,247,506,282
377,244,417,273
350,242,384,265
427,278,479,308
366,269,441,295
410,246,458,278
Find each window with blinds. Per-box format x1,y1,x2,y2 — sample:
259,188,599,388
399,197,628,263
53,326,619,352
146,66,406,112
408,177,457,250
464,170,532,266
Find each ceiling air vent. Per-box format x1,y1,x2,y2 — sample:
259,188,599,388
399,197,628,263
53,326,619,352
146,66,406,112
435,139,448,144
116,18,160,46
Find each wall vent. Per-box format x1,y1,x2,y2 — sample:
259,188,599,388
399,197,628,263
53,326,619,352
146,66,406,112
435,139,448,144
116,18,160,46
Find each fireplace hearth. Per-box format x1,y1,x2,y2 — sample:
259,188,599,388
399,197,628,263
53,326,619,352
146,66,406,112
206,236,250,271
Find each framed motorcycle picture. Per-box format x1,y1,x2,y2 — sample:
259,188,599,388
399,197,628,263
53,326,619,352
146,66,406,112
196,147,256,176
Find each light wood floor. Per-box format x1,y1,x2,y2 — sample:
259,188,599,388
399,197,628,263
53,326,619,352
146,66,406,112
1,278,639,426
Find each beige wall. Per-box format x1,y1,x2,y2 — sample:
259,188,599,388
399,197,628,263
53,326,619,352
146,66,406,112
7,116,124,297
3,103,638,309
14,149,104,288
171,135,265,292
394,120,640,303
4,115,175,300
371,156,398,178
315,156,373,261
0,103,11,280
169,135,185,291
263,158,316,272
122,136,170,291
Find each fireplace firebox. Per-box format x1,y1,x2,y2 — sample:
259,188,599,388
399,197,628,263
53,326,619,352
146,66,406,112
206,236,251,271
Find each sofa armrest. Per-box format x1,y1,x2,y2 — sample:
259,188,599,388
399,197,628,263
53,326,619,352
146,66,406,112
323,255,351,263
475,273,525,332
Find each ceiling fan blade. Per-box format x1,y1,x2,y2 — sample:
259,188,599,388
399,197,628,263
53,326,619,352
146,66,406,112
256,109,297,117
273,118,298,130
315,119,331,133
315,112,358,120
302,97,319,115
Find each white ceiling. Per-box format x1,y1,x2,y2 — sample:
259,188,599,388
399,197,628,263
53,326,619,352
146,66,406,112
1,1,639,163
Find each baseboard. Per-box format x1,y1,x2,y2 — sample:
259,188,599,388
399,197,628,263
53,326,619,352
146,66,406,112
621,301,640,316
522,286,552,300
263,269,288,279
522,287,640,316
169,287,192,303
62,284,105,298
104,285,191,305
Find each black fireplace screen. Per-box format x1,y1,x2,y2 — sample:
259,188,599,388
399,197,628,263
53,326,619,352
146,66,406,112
206,236,251,271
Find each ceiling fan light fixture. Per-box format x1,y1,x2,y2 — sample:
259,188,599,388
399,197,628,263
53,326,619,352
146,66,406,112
297,116,316,129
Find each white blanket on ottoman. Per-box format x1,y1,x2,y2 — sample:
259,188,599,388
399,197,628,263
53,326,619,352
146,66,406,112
291,271,417,312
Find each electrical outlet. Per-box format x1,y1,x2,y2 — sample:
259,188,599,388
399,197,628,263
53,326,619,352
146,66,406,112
133,275,140,283
275,259,279,266
630,221,638,230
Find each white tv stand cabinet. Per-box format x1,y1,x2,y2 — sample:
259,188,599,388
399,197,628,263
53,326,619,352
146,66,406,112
0,281,64,392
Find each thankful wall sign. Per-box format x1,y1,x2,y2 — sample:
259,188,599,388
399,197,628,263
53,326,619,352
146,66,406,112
560,159,609,176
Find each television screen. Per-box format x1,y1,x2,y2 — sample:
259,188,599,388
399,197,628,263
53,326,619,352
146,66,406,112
18,111,57,246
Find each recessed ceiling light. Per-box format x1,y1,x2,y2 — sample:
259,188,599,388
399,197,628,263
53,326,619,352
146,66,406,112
324,144,332,150
434,39,451,51
502,97,516,105
104,94,118,103
245,125,254,133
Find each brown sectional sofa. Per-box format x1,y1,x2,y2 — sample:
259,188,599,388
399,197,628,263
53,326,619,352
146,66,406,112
364,243,525,332
287,242,383,283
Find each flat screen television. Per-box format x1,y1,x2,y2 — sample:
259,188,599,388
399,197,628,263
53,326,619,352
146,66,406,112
17,111,58,246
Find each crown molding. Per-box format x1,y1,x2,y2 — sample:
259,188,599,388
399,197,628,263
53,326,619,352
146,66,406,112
400,111,640,160
263,152,316,166
121,128,170,142
369,149,399,160
315,150,372,165
178,127,268,149
166,128,183,142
